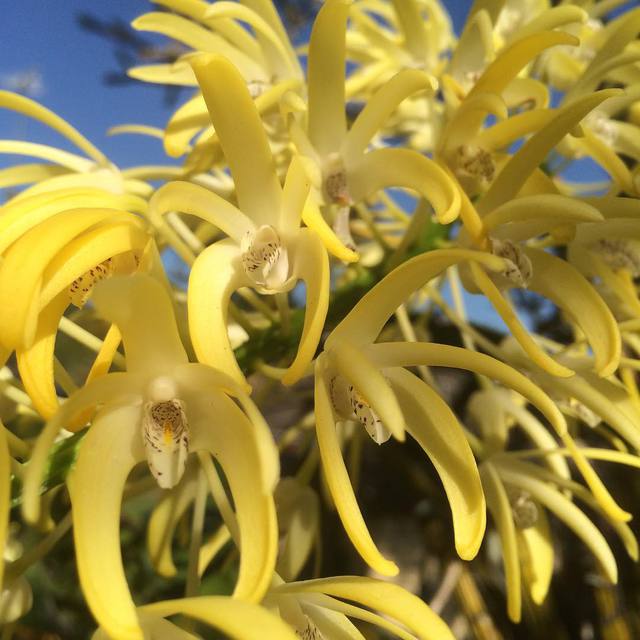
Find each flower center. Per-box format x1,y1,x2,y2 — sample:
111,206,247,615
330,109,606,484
68,252,139,308
240,225,290,289
143,377,189,489
454,144,495,184
589,238,640,277
489,237,533,288
330,376,391,444
323,154,351,206
507,487,538,530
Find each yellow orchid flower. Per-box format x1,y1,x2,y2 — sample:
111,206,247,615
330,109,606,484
266,575,455,640
151,53,332,388
130,0,302,162
284,0,460,251
21,274,279,640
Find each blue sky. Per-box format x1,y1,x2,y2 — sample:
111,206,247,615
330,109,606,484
0,1,473,169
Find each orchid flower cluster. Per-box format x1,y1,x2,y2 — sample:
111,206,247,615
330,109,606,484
2,0,640,638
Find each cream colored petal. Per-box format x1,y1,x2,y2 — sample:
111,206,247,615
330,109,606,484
69,403,146,640
301,602,364,640
343,69,436,165
0,163,68,189
0,90,107,164
147,464,198,577
21,372,143,524
480,463,521,623
478,89,622,214
140,597,299,639
274,576,455,640
92,274,188,376
331,339,405,441
314,366,399,576
0,141,93,172
190,54,282,226
497,461,618,584
190,390,278,602
328,249,505,347
149,181,254,243
388,368,486,560
524,247,620,377
307,0,349,157
280,230,329,386
187,240,248,388
347,148,460,224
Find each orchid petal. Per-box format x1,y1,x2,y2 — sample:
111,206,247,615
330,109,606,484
282,229,329,386
140,597,299,639
520,507,553,606
331,339,405,441
164,94,208,157
0,163,67,189
301,201,359,263
479,89,622,214
343,69,436,165
524,247,620,377
190,391,278,602
314,365,399,576
328,249,505,347
307,0,349,157
275,576,455,640
0,422,9,589
22,372,143,524
190,54,282,226
0,141,93,172
280,156,312,235
187,240,248,388
301,602,364,640
388,368,486,560
347,148,460,224
70,403,146,640
480,463,521,623
0,90,107,164
150,181,254,243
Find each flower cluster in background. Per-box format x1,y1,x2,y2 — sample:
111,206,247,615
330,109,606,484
1,0,640,638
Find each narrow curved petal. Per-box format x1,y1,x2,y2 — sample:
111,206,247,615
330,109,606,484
480,463,521,623
92,274,188,376
0,141,93,172
479,89,622,214
388,368,486,560
302,602,364,640
520,507,553,606
190,54,282,226
280,156,312,236
281,230,329,386
0,90,107,164
0,163,68,189
190,391,278,602
147,465,198,577
524,247,621,377
149,181,253,243
347,148,460,224
314,366,399,576
187,240,248,388
15,293,69,419
331,340,405,441
164,94,209,157
307,0,349,157
301,201,359,263
274,576,455,640
468,262,575,377
140,597,299,639
497,462,618,584
343,69,436,164
21,372,143,524
328,249,505,347
199,524,232,577
69,403,146,640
